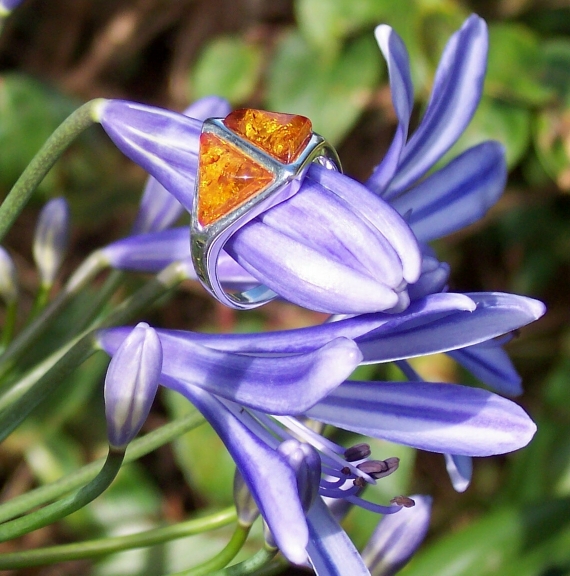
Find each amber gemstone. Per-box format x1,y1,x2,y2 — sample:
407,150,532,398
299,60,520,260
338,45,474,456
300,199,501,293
196,132,274,227
224,109,312,164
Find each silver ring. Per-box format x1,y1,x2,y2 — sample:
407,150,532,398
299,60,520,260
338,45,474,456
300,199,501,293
190,109,341,310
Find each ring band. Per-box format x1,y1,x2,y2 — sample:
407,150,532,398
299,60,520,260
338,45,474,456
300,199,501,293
190,109,341,310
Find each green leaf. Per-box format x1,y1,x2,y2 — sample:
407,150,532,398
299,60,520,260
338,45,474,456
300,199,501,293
190,36,263,105
266,32,380,145
533,108,570,191
295,0,420,54
486,24,554,106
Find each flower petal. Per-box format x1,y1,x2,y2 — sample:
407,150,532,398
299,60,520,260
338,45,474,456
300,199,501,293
149,292,476,355
168,384,309,565
96,100,201,211
102,227,257,288
98,330,362,414
227,219,402,314
103,322,162,449
306,497,371,576
448,340,523,396
131,96,230,234
390,142,506,242
444,454,472,493
308,165,422,284
362,494,432,576
305,380,537,456
386,15,489,197
366,24,414,195
357,292,545,364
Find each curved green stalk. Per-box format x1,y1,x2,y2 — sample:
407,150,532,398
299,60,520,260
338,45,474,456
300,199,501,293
0,449,124,543
219,548,279,575
0,507,236,569
173,524,251,576
0,410,204,524
0,100,103,242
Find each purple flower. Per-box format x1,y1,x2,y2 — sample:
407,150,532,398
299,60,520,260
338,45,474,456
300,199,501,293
93,15,504,320
33,197,70,287
103,322,162,449
97,289,542,564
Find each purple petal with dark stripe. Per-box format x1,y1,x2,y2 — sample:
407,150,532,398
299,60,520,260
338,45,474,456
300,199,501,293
146,292,476,355
385,15,488,197
307,165,421,284
305,380,536,456
97,100,201,211
357,292,545,364
366,25,414,196
448,340,522,396
227,219,403,314
391,142,506,242
306,497,371,576
167,384,308,564
97,330,362,414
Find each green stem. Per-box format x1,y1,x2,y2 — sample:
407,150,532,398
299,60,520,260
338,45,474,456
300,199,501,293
0,449,124,543
0,260,186,441
220,548,279,575
0,300,18,351
27,283,51,322
74,269,125,332
0,507,236,569
0,246,108,386
172,524,251,576
0,100,103,243
0,410,204,524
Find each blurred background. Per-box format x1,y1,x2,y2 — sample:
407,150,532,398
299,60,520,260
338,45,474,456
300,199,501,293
0,0,569,574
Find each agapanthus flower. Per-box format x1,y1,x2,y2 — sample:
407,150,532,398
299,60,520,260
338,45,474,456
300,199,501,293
90,13,545,572
97,289,542,567
94,15,503,321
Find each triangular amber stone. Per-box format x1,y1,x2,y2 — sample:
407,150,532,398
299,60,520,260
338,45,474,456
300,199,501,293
197,132,274,227
224,109,312,164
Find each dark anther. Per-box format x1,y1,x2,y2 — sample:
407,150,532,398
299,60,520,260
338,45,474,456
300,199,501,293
341,466,351,476
344,443,371,462
353,476,366,488
391,495,415,508
357,460,388,475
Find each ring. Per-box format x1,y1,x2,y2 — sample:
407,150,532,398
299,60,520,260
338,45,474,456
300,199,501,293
190,109,341,310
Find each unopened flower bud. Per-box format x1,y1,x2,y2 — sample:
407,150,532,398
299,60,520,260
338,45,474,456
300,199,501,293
0,246,18,304
104,322,162,450
233,469,260,527
362,494,431,576
33,197,70,287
